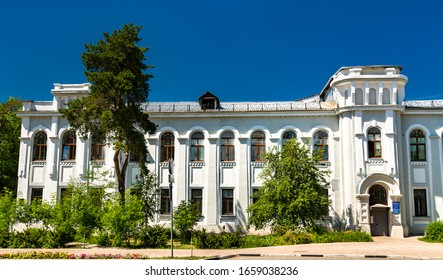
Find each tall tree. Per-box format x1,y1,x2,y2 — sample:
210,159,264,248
0,97,21,195
247,139,330,230
61,24,157,198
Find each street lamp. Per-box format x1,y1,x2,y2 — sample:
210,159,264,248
168,158,174,258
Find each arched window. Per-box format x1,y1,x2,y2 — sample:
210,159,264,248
61,130,77,161
190,131,204,161
369,185,387,206
161,132,175,162
369,88,377,105
382,88,391,105
313,130,329,161
368,127,382,158
251,131,266,162
221,131,235,161
410,129,426,161
282,130,296,146
32,131,47,161
355,88,364,105
91,139,105,160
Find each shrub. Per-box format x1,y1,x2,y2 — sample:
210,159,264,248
138,225,169,248
239,234,276,248
423,221,443,242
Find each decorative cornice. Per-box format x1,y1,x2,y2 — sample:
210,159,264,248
411,161,427,166
60,161,76,166
220,162,236,167
251,162,265,167
189,161,205,167
31,161,47,165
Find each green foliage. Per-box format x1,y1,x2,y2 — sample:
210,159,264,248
100,190,145,247
238,234,276,248
60,23,157,197
422,221,443,242
192,229,242,249
0,97,21,194
137,225,169,248
131,171,160,225
248,139,330,230
173,201,203,244
313,230,373,243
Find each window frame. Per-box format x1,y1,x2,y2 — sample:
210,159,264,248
190,188,203,214
161,132,175,162
32,131,47,161
251,130,266,162
61,130,77,161
91,139,105,161
368,127,382,159
190,132,205,162
221,188,234,216
313,130,329,161
282,130,297,146
410,129,426,161
30,187,43,202
160,188,170,215
220,131,235,162
413,188,428,217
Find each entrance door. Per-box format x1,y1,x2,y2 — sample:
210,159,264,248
370,206,389,236
369,185,389,236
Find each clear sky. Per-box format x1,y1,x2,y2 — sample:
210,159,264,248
1,0,442,103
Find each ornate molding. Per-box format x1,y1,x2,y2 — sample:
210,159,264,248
251,162,265,167
220,162,236,167
189,161,205,167
411,161,427,166
60,161,76,166
31,161,47,166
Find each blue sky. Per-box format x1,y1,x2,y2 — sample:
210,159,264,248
1,0,442,103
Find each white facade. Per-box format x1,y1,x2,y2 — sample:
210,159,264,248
16,66,443,237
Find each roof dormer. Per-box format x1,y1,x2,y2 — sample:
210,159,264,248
198,91,220,110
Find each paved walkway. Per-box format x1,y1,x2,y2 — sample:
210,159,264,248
1,236,443,259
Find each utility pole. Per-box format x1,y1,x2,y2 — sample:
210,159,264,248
168,158,174,258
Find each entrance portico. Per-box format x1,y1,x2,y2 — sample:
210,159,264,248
356,174,405,238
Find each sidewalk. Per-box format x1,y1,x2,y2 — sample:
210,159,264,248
1,236,443,259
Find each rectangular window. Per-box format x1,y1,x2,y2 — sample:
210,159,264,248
160,188,170,215
31,188,43,202
414,189,428,217
221,189,234,215
91,142,105,160
190,189,203,214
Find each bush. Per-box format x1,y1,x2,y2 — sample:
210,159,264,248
423,221,443,242
239,234,276,248
138,225,169,248
192,229,243,249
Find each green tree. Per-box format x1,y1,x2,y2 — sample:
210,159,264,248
0,97,21,194
131,170,160,226
60,23,157,198
173,201,203,244
247,139,330,230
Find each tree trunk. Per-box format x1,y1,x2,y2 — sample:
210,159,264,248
113,149,129,200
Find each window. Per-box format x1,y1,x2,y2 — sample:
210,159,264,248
161,132,174,162
61,130,76,160
221,189,234,215
129,151,140,162
313,130,329,161
410,129,426,161
382,88,391,105
251,131,266,162
160,188,170,215
355,88,364,105
31,188,43,202
91,139,105,160
190,189,203,214
221,131,235,161
414,189,428,217
282,130,296,146
190,132,204,161
369,88,377,105
369,185,387,206
32,131,47,161
368,127,382,158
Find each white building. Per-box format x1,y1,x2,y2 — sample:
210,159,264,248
16,65,443,237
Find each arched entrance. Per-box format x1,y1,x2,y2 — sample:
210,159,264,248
369,185,390,236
